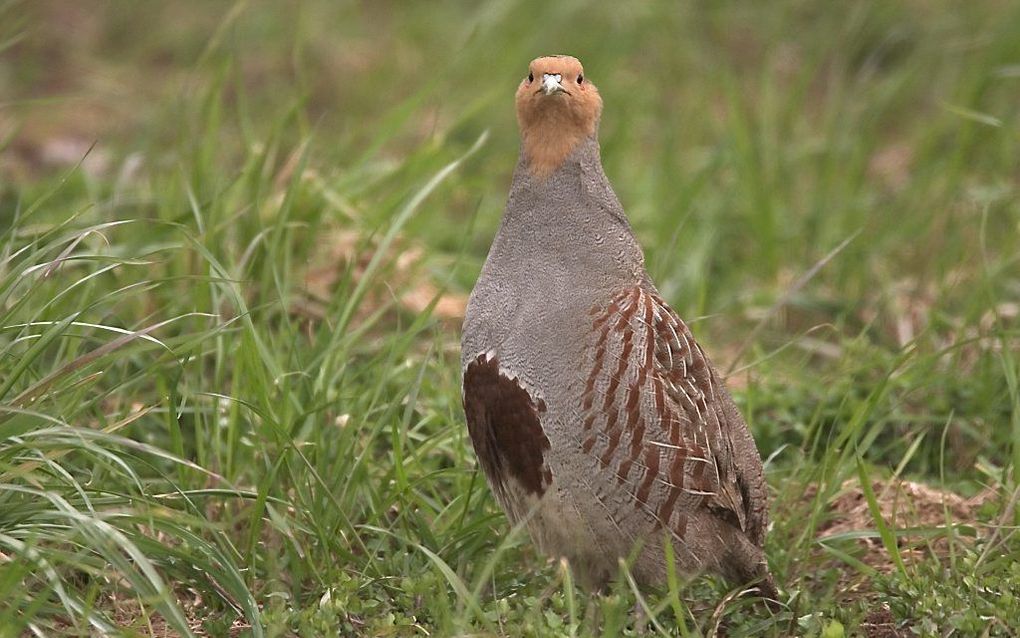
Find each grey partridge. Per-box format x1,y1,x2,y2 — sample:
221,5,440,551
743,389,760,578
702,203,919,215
461,55,778,603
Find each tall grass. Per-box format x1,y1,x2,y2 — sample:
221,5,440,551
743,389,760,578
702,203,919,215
1,0,1019,635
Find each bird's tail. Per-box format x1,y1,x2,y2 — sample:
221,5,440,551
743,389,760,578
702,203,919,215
722,534,781,611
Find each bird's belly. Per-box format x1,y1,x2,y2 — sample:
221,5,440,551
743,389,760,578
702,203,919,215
507,480,620,588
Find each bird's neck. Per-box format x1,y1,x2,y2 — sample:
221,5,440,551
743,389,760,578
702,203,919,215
506,136,636,241
520,117,599,179
497,135,645,290
514,135,601,188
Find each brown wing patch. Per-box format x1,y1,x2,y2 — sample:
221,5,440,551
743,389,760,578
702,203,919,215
463,354,552,497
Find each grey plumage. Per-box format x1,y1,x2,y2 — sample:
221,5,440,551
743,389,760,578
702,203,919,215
461,56,777,604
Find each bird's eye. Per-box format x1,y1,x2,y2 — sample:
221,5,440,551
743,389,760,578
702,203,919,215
577,74,583,84
528,72,534,83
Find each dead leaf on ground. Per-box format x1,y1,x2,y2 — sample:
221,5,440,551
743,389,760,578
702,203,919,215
781,477,998,633
860,604,907,638
868,143,914,192
800,478,996,598
817,478,990,550
298,228,466,325
46,591,251,638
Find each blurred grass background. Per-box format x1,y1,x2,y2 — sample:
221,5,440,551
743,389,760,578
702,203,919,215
1,1,1019,636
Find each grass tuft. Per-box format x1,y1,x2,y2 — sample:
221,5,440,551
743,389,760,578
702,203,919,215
1,0,1019,635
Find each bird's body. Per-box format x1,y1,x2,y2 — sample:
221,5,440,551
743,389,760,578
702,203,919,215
461,56,777,601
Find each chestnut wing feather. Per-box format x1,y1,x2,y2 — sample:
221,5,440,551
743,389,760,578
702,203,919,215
580,284,764,541
463,353,553,510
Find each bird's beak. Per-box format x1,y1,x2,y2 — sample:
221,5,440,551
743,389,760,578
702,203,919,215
541,73,565,95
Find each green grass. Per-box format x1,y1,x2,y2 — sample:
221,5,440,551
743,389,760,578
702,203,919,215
1,1,1019,635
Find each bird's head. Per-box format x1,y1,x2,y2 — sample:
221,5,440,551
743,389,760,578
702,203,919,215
515,55,602,178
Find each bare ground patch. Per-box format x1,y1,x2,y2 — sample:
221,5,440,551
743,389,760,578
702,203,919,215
791,477,1001,635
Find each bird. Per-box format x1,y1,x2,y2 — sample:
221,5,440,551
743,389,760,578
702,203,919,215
461,55,778,604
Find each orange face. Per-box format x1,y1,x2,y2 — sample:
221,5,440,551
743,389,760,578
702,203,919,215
515,56,603,177
515,56,602,133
